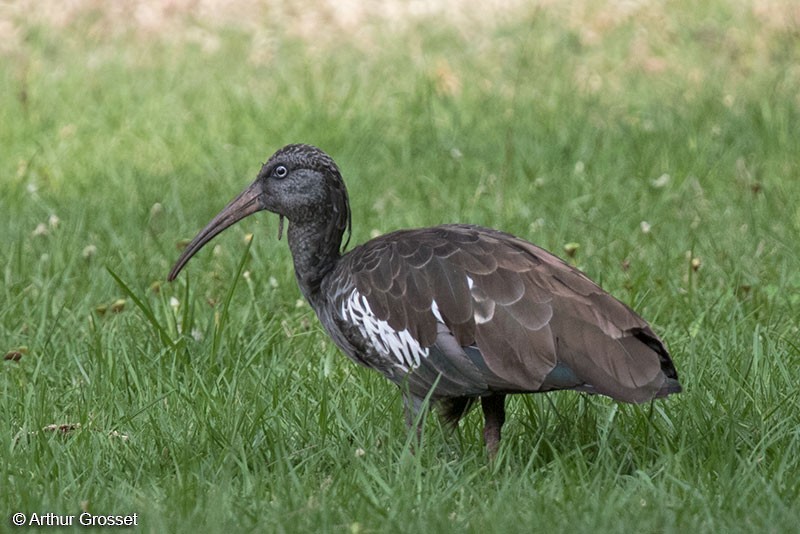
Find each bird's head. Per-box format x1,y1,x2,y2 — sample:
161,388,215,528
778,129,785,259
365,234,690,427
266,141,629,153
167,144,351,281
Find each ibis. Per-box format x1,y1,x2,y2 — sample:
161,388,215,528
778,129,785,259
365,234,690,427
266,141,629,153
168,144,681,456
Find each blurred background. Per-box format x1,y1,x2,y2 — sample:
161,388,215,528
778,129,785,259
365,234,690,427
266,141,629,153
1,1,799,531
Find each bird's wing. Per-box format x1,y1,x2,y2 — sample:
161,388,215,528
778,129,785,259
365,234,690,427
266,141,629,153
327,224,677,403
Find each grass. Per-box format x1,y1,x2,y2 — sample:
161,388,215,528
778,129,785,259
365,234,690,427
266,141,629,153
2,1,799,532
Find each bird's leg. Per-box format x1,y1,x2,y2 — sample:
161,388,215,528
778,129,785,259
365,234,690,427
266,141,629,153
402,394,425,452
481,394,506,459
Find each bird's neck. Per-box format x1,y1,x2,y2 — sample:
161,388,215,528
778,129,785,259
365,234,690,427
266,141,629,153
287,220,342,302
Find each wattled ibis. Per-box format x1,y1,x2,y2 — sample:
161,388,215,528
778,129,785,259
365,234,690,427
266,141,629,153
168,144,681,456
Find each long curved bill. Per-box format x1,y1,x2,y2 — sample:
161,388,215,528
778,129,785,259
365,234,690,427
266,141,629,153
167,180,265,281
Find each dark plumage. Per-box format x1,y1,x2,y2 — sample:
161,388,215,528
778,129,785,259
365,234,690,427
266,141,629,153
168,143,681,456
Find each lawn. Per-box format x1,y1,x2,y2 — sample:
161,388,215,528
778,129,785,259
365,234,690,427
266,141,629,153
2,1,799,532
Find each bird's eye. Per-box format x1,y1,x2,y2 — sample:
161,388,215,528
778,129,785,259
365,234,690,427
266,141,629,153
274,165,288,179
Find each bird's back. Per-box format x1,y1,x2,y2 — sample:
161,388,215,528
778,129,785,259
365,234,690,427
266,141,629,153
317,224,680,410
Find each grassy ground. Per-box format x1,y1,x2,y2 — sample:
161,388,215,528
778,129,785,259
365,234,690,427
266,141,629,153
2,1,799,532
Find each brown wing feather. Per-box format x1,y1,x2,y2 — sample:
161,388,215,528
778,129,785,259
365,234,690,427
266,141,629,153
329,224,678,402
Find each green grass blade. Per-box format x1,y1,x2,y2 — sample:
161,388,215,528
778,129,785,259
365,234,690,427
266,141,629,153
106,266,175,348
212,235,254,359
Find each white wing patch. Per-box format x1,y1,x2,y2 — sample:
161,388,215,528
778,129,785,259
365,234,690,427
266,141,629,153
466,275,495,324
430,299,444,323
341,289,429,372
